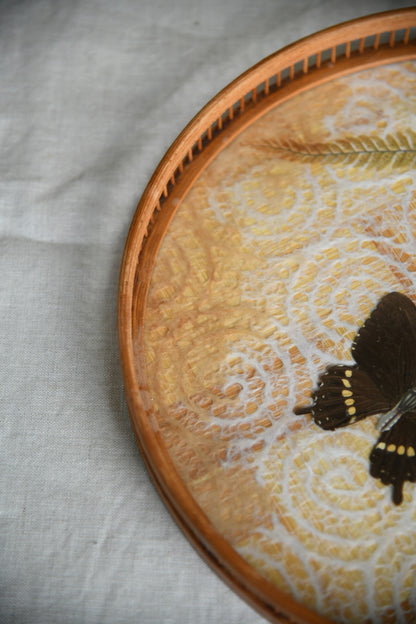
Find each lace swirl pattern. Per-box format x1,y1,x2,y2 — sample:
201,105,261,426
145,61,416,623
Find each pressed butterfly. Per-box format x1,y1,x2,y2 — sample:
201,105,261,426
295,291,416,505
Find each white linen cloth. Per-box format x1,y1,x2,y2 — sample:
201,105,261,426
1,1,413,622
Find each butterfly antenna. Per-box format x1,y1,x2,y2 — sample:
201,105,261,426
294,404,313,416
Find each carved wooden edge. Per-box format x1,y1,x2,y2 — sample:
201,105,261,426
120,8,416,261
119,9,416,624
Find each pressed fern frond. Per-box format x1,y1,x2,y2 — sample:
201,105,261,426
253,130,416,171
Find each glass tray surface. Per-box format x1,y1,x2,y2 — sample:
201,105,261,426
119,11,416,623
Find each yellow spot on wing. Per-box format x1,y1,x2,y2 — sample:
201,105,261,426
342,389,352,397
387,444,396,453
345,398,355,406
397,445,405,455
347,406,356,416
342,379,352,388
407,446,416,457
345,370,353,378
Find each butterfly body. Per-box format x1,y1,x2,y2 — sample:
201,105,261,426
295,292,416,505
377,386,416,431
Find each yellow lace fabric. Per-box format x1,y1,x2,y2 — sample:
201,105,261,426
145,60,416,623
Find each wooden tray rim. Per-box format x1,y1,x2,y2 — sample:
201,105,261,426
118,9,416,624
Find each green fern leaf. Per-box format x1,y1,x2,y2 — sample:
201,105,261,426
253,130,416,171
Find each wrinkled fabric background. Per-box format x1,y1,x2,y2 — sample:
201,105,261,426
1,1,414,623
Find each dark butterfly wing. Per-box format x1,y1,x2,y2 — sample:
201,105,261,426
352,292,416,404
369,412,416,505
294,292,416,504
297,364,391,430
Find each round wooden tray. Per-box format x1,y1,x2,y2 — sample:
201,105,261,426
119,9,416,624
